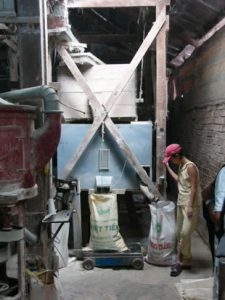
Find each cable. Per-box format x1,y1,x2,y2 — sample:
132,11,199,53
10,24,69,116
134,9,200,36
113,159,127,187
138,25,146,102
58,99,86,115
54,243,67,268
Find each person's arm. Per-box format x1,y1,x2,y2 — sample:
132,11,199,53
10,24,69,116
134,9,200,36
187,164,198,218
165,162,178,181
213,211,223,232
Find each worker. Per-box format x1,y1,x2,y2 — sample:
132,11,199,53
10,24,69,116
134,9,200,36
202,183,215,263
202,165,225,263
210,165,225,300
163,143,202,276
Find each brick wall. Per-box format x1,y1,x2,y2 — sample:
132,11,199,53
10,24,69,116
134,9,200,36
168,26,225,243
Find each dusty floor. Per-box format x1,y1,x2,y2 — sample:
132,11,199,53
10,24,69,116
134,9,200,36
57,231,213,300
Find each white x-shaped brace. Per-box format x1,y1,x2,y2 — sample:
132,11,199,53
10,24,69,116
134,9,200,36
57,9,166,199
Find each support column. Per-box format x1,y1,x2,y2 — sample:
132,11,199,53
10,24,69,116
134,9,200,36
155,1,168,195
17,0,45,87
72,179,82,250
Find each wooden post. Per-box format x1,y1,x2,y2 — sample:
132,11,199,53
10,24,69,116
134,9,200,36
67,0,170,8
155,1,169,195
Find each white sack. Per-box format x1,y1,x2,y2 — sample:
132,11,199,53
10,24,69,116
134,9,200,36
146,200,176,266
88,193,128,251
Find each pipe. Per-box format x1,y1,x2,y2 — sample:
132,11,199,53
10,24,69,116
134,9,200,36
0,97,13,105
0,85,62,171
0,85,60,112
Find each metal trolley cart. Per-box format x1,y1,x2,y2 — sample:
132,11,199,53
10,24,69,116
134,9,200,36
82,243,144,270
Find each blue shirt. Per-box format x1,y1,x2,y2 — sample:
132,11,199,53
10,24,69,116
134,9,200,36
214,167,225,212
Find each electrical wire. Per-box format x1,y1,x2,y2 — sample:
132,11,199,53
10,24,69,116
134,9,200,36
113,159,127,187
58,99,86,115
138,25,146,102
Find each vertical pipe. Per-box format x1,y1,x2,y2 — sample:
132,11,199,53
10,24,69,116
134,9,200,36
39,0,48,85
72,178,82,250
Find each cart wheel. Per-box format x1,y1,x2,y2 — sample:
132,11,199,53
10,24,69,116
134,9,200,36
82,258,95,270
132,258,144,270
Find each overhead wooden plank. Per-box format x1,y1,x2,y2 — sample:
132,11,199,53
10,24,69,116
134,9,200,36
105,7,166,113
170,17,225,68
68,0,170,8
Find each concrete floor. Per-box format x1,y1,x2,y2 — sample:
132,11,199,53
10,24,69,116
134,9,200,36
57,231,213,300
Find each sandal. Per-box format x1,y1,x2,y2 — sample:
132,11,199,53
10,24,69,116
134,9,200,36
170,263,182,277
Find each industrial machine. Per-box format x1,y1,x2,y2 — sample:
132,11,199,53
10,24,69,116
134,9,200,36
0,86,61,299
56,52,154,270
57,122,152,191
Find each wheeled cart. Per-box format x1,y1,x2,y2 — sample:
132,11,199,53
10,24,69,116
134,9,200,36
82,243,144,270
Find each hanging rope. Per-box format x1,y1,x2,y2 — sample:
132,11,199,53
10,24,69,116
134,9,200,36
138,24,146,102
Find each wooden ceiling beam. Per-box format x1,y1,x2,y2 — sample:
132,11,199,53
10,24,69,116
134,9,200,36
68,0,170,8
170,16,225,68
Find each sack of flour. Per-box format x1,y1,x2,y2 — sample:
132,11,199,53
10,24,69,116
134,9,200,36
88,193,128,252
146,200,176,266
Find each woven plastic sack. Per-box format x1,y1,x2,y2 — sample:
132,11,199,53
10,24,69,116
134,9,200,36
88,193,128,251
146,200,176,266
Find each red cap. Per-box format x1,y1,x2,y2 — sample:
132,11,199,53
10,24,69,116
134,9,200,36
163,144,182,164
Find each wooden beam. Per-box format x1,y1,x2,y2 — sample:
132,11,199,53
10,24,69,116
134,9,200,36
58,45,159,193
105,117,160,195
155,1,167,192
58,8,166,116
67,0,170,8
57,46,152,188
105,7,166,113
57,46,103,115
57,46,106,179
63,116,104,179
169,44,195,67
197,16,225,47
58,8,167,197
169,17,225,68
59,7,166,128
